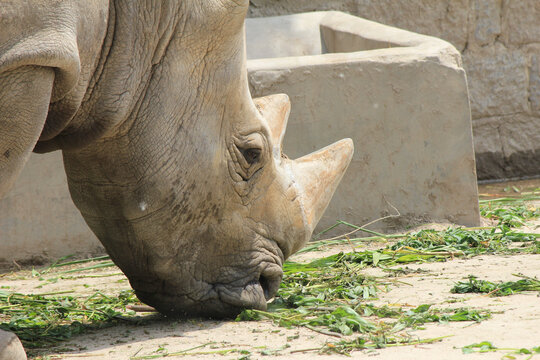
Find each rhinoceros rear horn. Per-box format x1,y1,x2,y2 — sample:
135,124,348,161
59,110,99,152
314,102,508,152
253,94,290,151
291,138,354,237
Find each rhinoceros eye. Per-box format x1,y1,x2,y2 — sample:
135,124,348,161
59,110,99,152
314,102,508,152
230,133,266,182
239,147,261,165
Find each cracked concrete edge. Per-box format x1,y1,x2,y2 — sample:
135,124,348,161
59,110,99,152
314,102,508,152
246,11,463,72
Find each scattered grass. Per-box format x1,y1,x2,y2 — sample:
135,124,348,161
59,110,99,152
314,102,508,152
299,226,538,271
301,202,539,255
462,341,540,358
390,227,539,257
129,342,253,359
480,201,539,228
478,189,539,231
0,289,141,351
451,274,540,296
237,251,491,352
46,255,111,270
293,335,452,355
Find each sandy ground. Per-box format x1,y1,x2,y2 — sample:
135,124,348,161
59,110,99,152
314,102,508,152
3,239,539,359
1,180,539,360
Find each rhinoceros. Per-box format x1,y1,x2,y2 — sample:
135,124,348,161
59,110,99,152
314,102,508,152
0,0,353,322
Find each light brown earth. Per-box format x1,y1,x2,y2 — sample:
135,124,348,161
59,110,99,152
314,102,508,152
1,179,539,360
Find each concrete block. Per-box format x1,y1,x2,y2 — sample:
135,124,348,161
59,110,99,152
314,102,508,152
528,51,540,116
472,117,503,155
354,0,470,52
246,12,327,59
473,115,540,179
246,2,540,181
247,12,480,235
247,0,356,18
501,0,540,46
0,152,102,266
473,0,501,46
463,50,529,118
248,0,470,52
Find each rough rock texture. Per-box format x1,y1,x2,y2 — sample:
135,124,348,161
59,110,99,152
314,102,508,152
248,0,540,180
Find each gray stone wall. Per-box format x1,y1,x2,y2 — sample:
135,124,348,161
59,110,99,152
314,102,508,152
248,0,540,180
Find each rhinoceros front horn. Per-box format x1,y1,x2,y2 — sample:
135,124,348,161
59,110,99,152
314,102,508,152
254,94,354,252
291,138,353,235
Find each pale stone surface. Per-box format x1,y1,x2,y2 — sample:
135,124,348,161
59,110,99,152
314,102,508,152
473,0,501,46
500,115,540,156
354,0,470,52
472,117,503,155
249,0,470,52
0,329,26,360
246,12,327,59
248,0,357,17
463,50,529,118
473,115,540,179
501,0,540,46
248,0,540,180
247,12,480,234
528,50,540,116
0,152,102,266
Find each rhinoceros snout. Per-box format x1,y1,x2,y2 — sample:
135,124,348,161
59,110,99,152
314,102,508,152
259,271,282,301
215,265,283,313
132,264,283,318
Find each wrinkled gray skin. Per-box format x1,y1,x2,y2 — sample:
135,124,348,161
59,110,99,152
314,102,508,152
0,1,353,317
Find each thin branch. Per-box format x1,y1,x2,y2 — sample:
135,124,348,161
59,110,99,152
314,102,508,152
320,201,401,242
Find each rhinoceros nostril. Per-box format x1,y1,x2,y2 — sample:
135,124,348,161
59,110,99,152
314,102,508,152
259,274,270,300
258,272,282,301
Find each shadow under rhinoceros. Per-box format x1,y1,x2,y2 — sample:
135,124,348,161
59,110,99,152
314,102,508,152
25,313,233,358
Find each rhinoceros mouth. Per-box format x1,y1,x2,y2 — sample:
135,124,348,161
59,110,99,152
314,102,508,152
133,263,283,318
216,265,283,307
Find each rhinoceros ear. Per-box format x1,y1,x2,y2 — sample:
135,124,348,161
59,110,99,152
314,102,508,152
253,94,290,153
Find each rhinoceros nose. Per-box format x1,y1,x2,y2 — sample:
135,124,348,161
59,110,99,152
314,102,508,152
259,267,283,301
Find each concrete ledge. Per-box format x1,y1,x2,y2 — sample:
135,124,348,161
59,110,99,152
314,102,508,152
247,11,480,234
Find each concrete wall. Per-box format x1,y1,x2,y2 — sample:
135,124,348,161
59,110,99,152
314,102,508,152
247,0,540,180
0,152,102,267
247,12,480,235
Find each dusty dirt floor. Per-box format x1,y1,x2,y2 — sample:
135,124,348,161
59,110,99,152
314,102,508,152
1,179,539,360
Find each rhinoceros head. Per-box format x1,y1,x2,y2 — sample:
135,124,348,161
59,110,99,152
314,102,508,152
59,1,353,317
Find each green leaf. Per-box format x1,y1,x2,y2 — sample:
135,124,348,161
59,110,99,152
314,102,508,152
372,252,382,266
413,304,431,313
